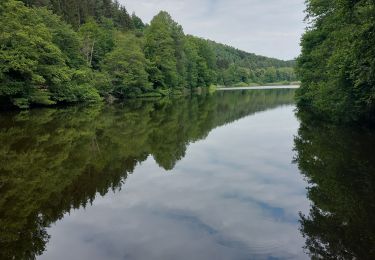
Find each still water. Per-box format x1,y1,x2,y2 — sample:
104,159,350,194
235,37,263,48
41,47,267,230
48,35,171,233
1,88,374,260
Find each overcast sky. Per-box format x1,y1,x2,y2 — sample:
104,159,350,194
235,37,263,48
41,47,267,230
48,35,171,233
119,0,306,60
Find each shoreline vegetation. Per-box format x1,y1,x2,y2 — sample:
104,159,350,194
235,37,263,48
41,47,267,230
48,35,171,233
218,81,301,88
296,0,375,125
0,0,298,110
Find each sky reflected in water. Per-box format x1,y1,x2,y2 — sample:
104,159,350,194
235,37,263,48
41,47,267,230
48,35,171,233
39,103,309,260
2,89,373,259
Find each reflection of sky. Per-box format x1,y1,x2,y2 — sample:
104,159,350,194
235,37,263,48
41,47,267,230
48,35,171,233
40,105,309,260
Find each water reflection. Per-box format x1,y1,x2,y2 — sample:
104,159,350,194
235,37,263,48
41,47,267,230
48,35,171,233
294,114,375,259
0,89,303,259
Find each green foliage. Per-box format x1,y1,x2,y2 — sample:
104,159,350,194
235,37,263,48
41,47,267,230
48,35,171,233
101,33,151,98
36,7,84,68
184,36,217,88
0,1,67,107
132,12,145,30
144,11,180,89
78,18,115,69
207,39,297,86
296,0,375,124
21,0,135,30
1,0,298,109
112,1,134,31
184,38,200,88
0,0,101,108
194,37,217,87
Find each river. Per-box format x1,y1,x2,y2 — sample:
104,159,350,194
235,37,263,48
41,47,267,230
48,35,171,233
1,87,373,259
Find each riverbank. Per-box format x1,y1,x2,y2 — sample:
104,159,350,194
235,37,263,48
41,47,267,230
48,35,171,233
217,85,300,91
1,84,298,111
218,81,300,88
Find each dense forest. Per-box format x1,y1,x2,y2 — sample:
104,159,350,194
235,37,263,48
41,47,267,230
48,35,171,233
296,0,375,124
0,89,296,259
0,0,297,108
207,40,297,86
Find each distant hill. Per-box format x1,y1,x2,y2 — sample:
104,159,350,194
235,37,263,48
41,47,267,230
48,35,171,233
0,0,298,109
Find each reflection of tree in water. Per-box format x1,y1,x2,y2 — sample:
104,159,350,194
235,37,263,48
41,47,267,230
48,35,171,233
294,114,375,259
0,89,295,259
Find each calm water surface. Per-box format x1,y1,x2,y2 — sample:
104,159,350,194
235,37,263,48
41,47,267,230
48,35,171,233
1,88,374,259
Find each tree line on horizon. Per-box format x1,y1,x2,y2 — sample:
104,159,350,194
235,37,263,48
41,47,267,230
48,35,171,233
0,0,297,108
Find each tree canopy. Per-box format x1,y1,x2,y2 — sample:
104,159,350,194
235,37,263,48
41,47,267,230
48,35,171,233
1,0,297,109
296,0,375,124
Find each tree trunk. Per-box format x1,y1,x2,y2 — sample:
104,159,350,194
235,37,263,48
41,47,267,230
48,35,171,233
89,40,95,67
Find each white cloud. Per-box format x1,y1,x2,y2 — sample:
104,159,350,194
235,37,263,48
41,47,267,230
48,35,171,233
120,0,306,60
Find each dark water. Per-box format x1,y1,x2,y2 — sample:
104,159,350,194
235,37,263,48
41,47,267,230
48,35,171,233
0,88,374,260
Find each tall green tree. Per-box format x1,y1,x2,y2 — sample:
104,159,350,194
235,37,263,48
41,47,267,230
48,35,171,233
132,12,146,30
37,7,84,68
101,33,151,98
78,18,114,69
184,37,200,88
0,0,101,108
112,1,134,31
190,37,217,87
296,0,375,124
0,0,69,107
144,11,180,89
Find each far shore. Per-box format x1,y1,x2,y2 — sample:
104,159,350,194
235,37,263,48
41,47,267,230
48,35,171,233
217,85,300,91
